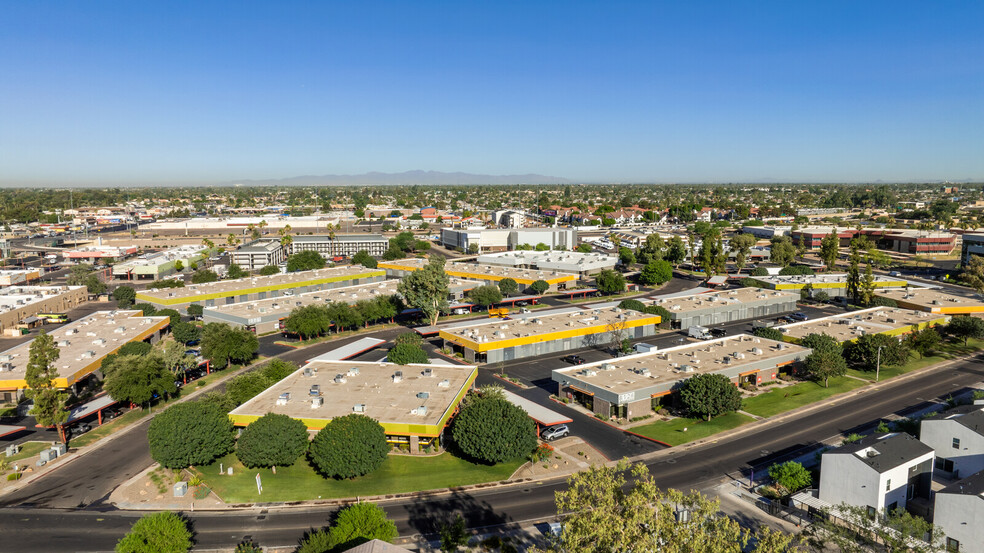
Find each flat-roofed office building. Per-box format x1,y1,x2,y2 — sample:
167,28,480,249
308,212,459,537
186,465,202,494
749,273,906,298
291,234,388,257
230,238,286,270
379,258,578,292
135,266,385,311
439,306,661,364
776,306,948,344
553,334,810,419
648,288,798,329
0,285,88,336
875,288,984,315
0,310,170,402
476,251,617,277
228,360,477,453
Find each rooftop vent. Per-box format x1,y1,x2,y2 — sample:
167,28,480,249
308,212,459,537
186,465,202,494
352,403,366,413
393,371,403,383
417,391,430,400
334,374,347,384
303,367,316,377
57,340,70,347
276,392,290,405
423,368,433,378
438,378,450,388
309,385,321,396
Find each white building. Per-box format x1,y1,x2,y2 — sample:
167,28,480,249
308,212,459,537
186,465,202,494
440,228,576,253
933,471,984,553
920,405,984,479
231,239,286,270
819,433,934,514
476,250,616,277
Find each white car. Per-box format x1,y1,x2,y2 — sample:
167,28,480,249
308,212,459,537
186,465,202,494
541,425,570,441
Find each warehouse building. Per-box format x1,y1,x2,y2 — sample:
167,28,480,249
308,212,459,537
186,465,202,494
553,334,810,419
0,310,171,402
439,306,661,364
476,250,617,277
228,360,477,453
440,227,576,253
112,244,213,281
749,273,906,298
379,258,578,292
230,238,286,270
875,288,984,315
202,277,482,333
648,288,799,329
776,306,948,344
291,234,388,257
0,269,43,287
135,266,386,311
0,285,88,336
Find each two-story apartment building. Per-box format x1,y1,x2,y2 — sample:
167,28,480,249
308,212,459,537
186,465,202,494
920,405,984,479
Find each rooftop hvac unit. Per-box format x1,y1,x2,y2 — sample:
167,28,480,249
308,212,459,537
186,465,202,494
309,385,321,396
412,405,428,416
347,367,360,377
438,379,450,388
57,340,70,347
114,326,126,333
81,350,95,359
0,363,13,372
334,374,347,384
723,357,731,364
681,365,694,373
423,368,434,378
393,371,403,383
751,348,763,355
303,367,315,377
276,392,290,405
600,363,614,371
417,391,430,399
65,328,77,335
352,403,365,413
0,354,12,362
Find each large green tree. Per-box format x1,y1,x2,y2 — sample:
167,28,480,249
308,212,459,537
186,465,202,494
665,236,687,266
960,255,984,294
112,285,136,308
769,236,796,268
947,315,984,345
308,414,388,479
387,341,429,365
284,305,332,339
171,321,202,345
25,330,68,430
191,269,219,284
550,461,794,553
467,285,502,307
595,269,626,295
397,257,450,326
286,250,327,272
802,333,848,387
148,401,235,468
768,461,812,496
351,250,377,269
103,353,177,406
236,413,309,468
115,511,193,553
638,260,672,286
819,231,839,271
729,233,757,274
201,323,258,368
329,502,399,551
909,326,941,359
451,388,537,464
226,263,248,279
844,333,910,372
679,373,742,421
528,279,549,295
497,277,518,296
225,371,274,406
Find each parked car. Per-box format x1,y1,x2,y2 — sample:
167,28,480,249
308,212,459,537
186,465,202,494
789,312,809,321
186,339,200,347
185,349,201,357
541,424,570,441
562,354,585,365
516,301,529,306
709,328,727,338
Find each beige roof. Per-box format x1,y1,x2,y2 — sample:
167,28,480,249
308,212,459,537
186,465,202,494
382,258,577,283
228,361,476,430
441,306,656,347
649,287,798,313
137,266,383,302
777,307,946,342
0,285,86,317
875,288,984,312
0,310,170,388
555,334,809,394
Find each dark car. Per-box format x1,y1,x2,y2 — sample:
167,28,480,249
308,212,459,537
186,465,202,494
562,354,585,365
709,328,728,338
789,312,809,321
186,339,200,347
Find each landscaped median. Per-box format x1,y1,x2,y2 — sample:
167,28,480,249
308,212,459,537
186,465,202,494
632,412,755,447
191,452,525,503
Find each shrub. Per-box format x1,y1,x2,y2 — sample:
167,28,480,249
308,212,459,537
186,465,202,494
452,391,537,464
7,472,21,481
308,414,388,479
148,402,235,468
236,413,309,468
115,511,193,553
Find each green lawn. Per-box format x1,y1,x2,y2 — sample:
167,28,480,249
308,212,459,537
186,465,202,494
846,338,984,382
742,377,868,419
192,452,525,503
3,441,49,463
632,412,754,446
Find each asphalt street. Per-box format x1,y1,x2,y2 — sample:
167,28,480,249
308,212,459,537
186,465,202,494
3,351,983,552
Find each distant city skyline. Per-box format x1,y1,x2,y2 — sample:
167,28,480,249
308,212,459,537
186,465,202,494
1,1,982,186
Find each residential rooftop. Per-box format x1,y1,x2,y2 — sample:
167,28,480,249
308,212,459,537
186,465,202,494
554,334,810,395
136,266,385,303
924,405,984,436
228,361,477,434
824,433,934,474
0,310,170,389
875,288,984,314
939,469,984,497
440,306,658,349
777,306,946,342
649,287,799,314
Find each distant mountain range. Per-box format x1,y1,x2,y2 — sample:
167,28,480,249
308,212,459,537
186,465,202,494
224,170,573,187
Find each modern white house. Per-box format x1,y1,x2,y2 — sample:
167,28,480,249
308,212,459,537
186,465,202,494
819,433,934,515
933,471,984,553
920,405,984,479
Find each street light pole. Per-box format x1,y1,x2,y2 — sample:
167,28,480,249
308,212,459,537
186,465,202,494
876,345,884,382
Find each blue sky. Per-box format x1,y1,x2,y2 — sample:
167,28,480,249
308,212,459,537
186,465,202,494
1,1,982,185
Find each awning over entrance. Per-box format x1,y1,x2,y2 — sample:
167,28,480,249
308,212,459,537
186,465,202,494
307,337,386,362
502,390,573,427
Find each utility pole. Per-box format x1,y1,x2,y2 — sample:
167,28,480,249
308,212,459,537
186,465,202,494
876,345,883,382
